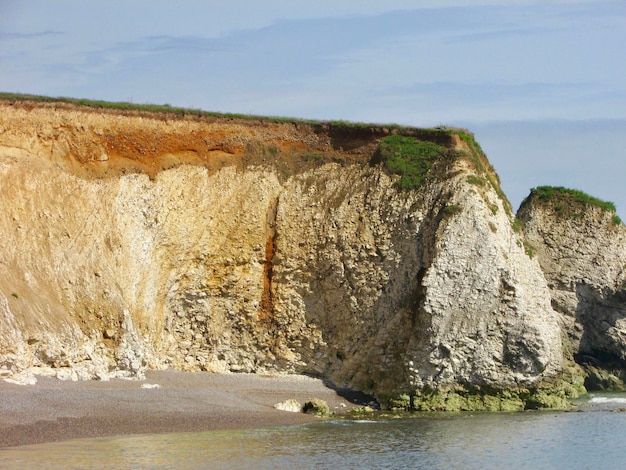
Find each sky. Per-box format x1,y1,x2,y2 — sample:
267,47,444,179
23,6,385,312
1,0,625,214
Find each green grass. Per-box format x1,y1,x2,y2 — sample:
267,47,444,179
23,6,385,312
447,129,512,216
375,135,446,190
1,92,473,139
1,92,201,114
0,92,331,125
523,240,537,258
0,92,428,131
327,119,404,130
467,175,486,186
2,92,524,215
454,129,487,164
443,204,463,216
511,218,525,233
530,186,616,211
527,186,621,224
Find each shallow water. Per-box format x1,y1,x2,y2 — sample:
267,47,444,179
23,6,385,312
1,393,625,469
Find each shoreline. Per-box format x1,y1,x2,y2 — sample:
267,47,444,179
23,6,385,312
0,370,366,448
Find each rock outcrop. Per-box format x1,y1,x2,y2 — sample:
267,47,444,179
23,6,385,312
0,97,618,408
518,188,626,389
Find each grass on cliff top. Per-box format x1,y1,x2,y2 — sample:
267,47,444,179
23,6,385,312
375,135,446,190
3,93,495,150
372,130,513,218
3,92,515,197
0,92,298,122
526,186,621,224
0,92,421,131
444,128,513,215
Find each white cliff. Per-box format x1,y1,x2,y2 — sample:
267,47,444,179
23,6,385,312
0,99,588,408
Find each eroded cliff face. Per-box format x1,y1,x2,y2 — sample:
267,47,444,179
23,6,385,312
0,100,565,406
518,193,626,389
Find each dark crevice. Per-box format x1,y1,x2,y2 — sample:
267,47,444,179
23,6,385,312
260,196,279,321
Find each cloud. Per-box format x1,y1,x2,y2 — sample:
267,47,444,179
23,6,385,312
1,1,623,215
116,36,228,54
1,1,624,124
0,30,66,40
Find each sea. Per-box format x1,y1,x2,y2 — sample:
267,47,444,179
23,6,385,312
1,393,625,469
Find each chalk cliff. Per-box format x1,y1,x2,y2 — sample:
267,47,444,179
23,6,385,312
0,98,620,409
518,189,626,390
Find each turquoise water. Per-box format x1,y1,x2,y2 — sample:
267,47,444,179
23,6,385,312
1,393,625,469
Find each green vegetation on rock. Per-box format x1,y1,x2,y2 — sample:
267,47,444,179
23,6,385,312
380,371,586,412
526,186,621,225
375,135,446,190
0,92,431,132
531,186,616,211
449,129,513,216
584,365,624,391
302,398,330,416
443,204,463,216
387,394,412,411
511,218,525,233
523,240,537,258
467,175,486,186
399,387,574,412
0,92,304,124
349,405,376,414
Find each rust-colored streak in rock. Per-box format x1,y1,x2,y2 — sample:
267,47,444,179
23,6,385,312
260,198,279,322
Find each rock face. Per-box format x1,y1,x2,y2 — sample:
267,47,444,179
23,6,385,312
518,190,626,388
0,98,608,407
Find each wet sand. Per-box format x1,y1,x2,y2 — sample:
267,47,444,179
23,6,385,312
0,370,367,448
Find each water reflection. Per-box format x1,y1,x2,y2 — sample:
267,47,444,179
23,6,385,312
1,397,625,469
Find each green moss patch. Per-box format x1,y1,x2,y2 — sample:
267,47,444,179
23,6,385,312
375,135,446,190
443,204,463,216
409,389,526,412
383,380,585,412
302,398,330,416
467,175,486,186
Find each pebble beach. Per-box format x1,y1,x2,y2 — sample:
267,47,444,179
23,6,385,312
0,370,361,448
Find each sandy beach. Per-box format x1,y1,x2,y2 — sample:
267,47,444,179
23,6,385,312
0,370,370,448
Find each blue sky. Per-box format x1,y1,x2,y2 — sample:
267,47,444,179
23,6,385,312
1,1,625,214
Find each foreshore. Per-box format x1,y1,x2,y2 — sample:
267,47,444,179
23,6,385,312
0,370,365,448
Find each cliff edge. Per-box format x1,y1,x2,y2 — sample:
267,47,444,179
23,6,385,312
0,96,619,410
